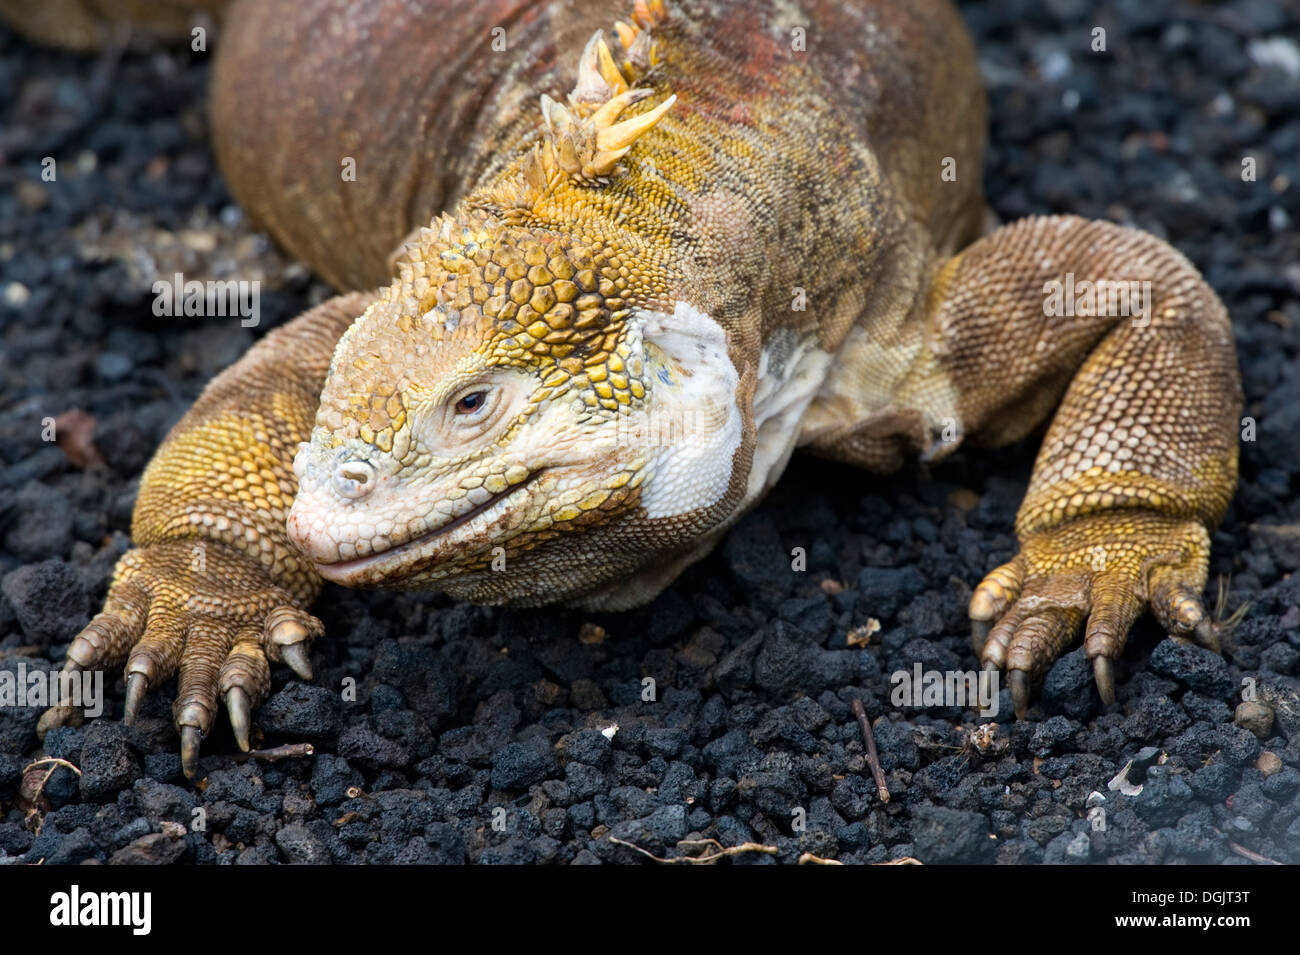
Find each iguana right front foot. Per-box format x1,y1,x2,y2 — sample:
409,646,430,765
40,540,322,777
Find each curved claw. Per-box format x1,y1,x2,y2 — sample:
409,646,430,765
280,641,313,680
1092,655,1116,706
180,725,203,779
971,620,991,656
1191,618,1220,654
226,687,252,751
1009,669,1031,719
36,703,80,738
123,672,149,725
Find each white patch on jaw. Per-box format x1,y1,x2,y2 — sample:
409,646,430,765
638,301,743,520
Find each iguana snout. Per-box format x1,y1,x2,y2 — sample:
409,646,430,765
287,428,550,590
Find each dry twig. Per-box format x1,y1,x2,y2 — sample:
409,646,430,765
851,699,891,802
18,757,82,835
234,742,315,764
1226,840,1280,866
608,836,778,864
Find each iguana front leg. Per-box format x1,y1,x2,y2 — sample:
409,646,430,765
40,292,374,776
918,216,1239,714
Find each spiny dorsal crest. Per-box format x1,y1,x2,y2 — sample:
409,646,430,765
516,3,674,193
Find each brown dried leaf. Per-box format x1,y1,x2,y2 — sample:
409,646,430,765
53,409,105,470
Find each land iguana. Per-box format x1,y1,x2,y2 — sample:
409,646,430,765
27,0,1242,777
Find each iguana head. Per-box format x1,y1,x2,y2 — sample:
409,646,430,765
286,207,748,605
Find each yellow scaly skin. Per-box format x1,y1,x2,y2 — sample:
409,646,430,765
42,0,1241,776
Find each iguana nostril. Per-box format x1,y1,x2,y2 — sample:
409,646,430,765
332,460,375,499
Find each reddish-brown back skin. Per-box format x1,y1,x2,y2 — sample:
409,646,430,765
210,0,986,291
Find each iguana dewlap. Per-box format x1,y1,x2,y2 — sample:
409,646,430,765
38,0,1242,778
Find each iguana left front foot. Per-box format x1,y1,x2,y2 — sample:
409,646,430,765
806,214,1239,716
971,512,1220,716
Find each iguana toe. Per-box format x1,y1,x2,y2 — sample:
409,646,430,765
265,606,321,679
39,583,153,735
969,557,1023,656
1148,564,1222,651
218,629,273,752
983,601,1085,717
1092,656,1115,707
68,583,149,670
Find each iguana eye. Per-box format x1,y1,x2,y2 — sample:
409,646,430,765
420,375,522,453
455,391,488,414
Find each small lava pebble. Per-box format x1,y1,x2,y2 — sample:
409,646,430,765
257,683,343,742
912,805,994,864
491,740,559,790
79,722,141,803
1149,640,1234,698
1235,701,1276,739
0,559,89,648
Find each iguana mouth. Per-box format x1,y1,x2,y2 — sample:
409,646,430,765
313,469,542,579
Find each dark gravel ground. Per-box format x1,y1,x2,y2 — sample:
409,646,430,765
2,0,1299,866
